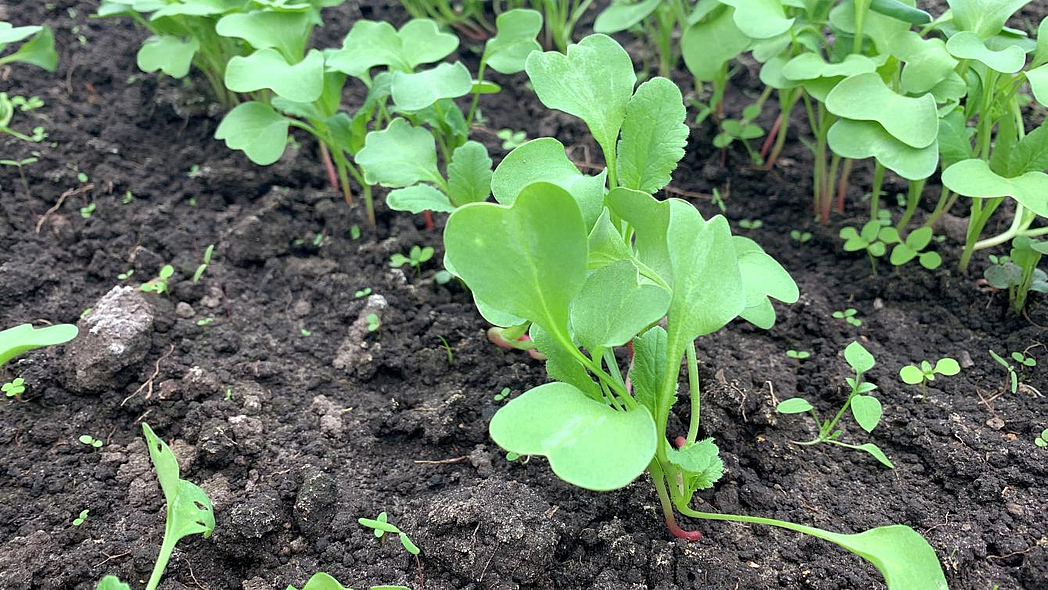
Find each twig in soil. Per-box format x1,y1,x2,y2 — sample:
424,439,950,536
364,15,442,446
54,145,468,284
35,184,95,233
922,512,950,536
65,53,78,95
182,556,212,590
93,551,131,568
121,345,175,406
1022,308,1046,329
413,456,468,464
476,541,499,583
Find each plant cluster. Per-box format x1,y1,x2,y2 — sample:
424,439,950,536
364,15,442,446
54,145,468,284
990,349,1037,393
900,357,961,392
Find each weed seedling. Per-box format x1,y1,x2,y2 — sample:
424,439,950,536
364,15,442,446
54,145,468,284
366,314,381,333
832,308,862,327
288,572,410,590
80,308,93,319
497,128,527,150
350,225,361,240
738,219,763,230
78,435,103,448
300,329,312,337
989,350,1036,394
118,270,135,281
790,230,812,244
900,358,961,393
840,221,899,274
80,203,97,219
1,156,38,195
73,509,89,526
1036,429,1048,449
786,350,810,360
354,288,372,298
3,377,26,400
777,342,892,468
390,245,434,274
141,265,174,295
196,318,214,327
438,336,453,364
494,387,511,402
358,512,420,556
192,245,214,283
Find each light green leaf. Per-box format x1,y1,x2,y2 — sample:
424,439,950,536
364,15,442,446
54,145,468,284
828,119,939,181
829,0,912,53
869,0,931,25
588,209,636,269
617,77,688,194
666,437,723,492
888,31,957,95
777,397,814,413
948,0,1028,38
357,119,443,187
0,323,78,368
141,423,215,547
151,0,230,19
0,26,57,71
489,382,657,491
530,323,601,400
327,19,458,76
287,572,348,590
825,73,938,148
900,365,925,384
594,0,662,33
937,108,973,169
855,443,895,468
391,61,473,111
386,185,454,214
681,7,751,82
1027,64,1048,108
225,49,324,102
96,576,132,590
759,55,802,90
946,31,1025,73
0,23,40,45
447,141,492,207
214,102,290,166
570,261,670,351
629,325,668,413
525,34,636,166
484,9,542,74
719,0,794,39
734,236,799,329
445,182,588,335
490,138,606,229
136,35,199,78
215,10,311,59
782,53,881,81
851,395,883,432
934,358,961,375
941,159,1048,217
844,341,876,373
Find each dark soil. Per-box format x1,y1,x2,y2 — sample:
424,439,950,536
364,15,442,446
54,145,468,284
1,2,1046,590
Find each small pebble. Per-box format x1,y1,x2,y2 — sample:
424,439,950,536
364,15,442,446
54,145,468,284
176,302,195,318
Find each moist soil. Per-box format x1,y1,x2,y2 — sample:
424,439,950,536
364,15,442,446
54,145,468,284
1,2,1046,590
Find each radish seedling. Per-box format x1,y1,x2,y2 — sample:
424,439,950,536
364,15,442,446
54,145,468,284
0,323,79,369
389,246,434,274
832,308,862,327
79,435,103,448
96,424,215,590
73,509,89,526
141,265,174,295
989,350,1036,394
790,229,812,244
900,358,960,393
1036,428,1048,449
786,350,810,360
444,33,946,589
777,342,893,468
0,21,57,71
358,512,420,556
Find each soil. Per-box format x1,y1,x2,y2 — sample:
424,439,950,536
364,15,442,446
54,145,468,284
0,2,1046,590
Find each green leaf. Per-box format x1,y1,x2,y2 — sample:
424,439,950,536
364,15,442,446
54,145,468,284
777,397,814,413
224,49,325,102
890,243,918,265
734,236,799,329
888,31,957,95
489,382,657,491
357,119,443,187
588,209,636,269
141,423,215,547
444,182,588,335
829,0,912,53
96,576,132,590
447,141,492,207
905,227,933,250
782,53,881,81
0,323,79,368
919,251,942,269
941,159,1048,217
628,325,668,413
948,0,1028,38
934,358,961,375
594,0,662,33
937,109,973,169
386,185,454,214
869,0,931,25
490,138,606,229
215,102,290,166
215,10,312,59
666,438,723,493
0,26,57,71
828,119,939,181
855,443,895,468
525,34,636,167
719,0,794,39
136,35,199,78
1011,123,1048,175
570,261,670,351
1027,64,1048,108
681,7,751,82
946,31,1025,73
617,77,688,194
851,395,883,432
0,23,41,46
391,61,473,111
484,9,542,74
844,341,875,373
900,365,925,384
287,572,348,590
327,19,458,76
825,73,939,148
530,324,602,400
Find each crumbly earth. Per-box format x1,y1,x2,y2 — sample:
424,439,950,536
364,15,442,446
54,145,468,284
0,2,1045,590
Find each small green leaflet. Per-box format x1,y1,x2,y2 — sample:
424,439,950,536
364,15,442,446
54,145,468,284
137,36,199,78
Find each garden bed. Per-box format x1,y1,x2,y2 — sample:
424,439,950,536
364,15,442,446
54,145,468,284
0,1,1046,589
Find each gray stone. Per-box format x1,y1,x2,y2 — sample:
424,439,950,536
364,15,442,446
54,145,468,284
64,286,154,393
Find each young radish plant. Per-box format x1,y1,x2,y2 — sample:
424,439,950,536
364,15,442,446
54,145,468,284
777,341,894,468
0,21,58,71
0,323,79,370
900,357,961,393
444,33,948,589
95,424,215,590
288,572,410,590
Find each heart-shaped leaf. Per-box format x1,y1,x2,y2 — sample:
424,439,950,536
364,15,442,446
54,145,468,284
141,423,215,544
225,48,324,102
215,102,290,166
444,182,588,335
719,0,794,39
845,341,876,373
391,61,473,111
594,0,662,33
287,572,348,590
946,31,1025,73
617,77,688,194
570,260,671,351
888,31,958,95
490,138,606,229
0,323,78,368
941,159,1048,217
357,118,443,187
484,9,542,74
136,35,199,78
447,140,492,207
777,397,814,413
948,0,1028,38
489,382,657,491
327,19,458,76
215,10,312,60
525,34,636,165
825,73,938,148
386,185,454,214
682,7,751,82
851,394,883,432
828,119,939,181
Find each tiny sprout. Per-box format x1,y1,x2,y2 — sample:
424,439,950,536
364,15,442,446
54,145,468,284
366,314,381,333
738,219,763,230
899,358,961,392
1036,428,1048,449
3,377,26,399
358,512,420,556
224,388,232,401
506,451,522,461
832,308,862,327
141,265,174,295
78,434,103,448
354,288,372,298
76,172,88,183
786,350,810,360
301,328,312,337
73,509,89,526
434,270,453,285
990,350,1035,394
187,164,202,178
196,318,214,327
438,336,453,365
80,203,96,218
494,387,511,402
122,191,133,204
117,269,134,280
312,233,324,247
710,187,726,212
192,245,214,283
80,308,93,319
790,230,812,244
497,128,527,150
350,225,361,240
390,245,435,274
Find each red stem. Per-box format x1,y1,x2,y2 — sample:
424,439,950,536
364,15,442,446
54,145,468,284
423,210,435,231
759,114,782,165
319,143,338,192
836,159,853,214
